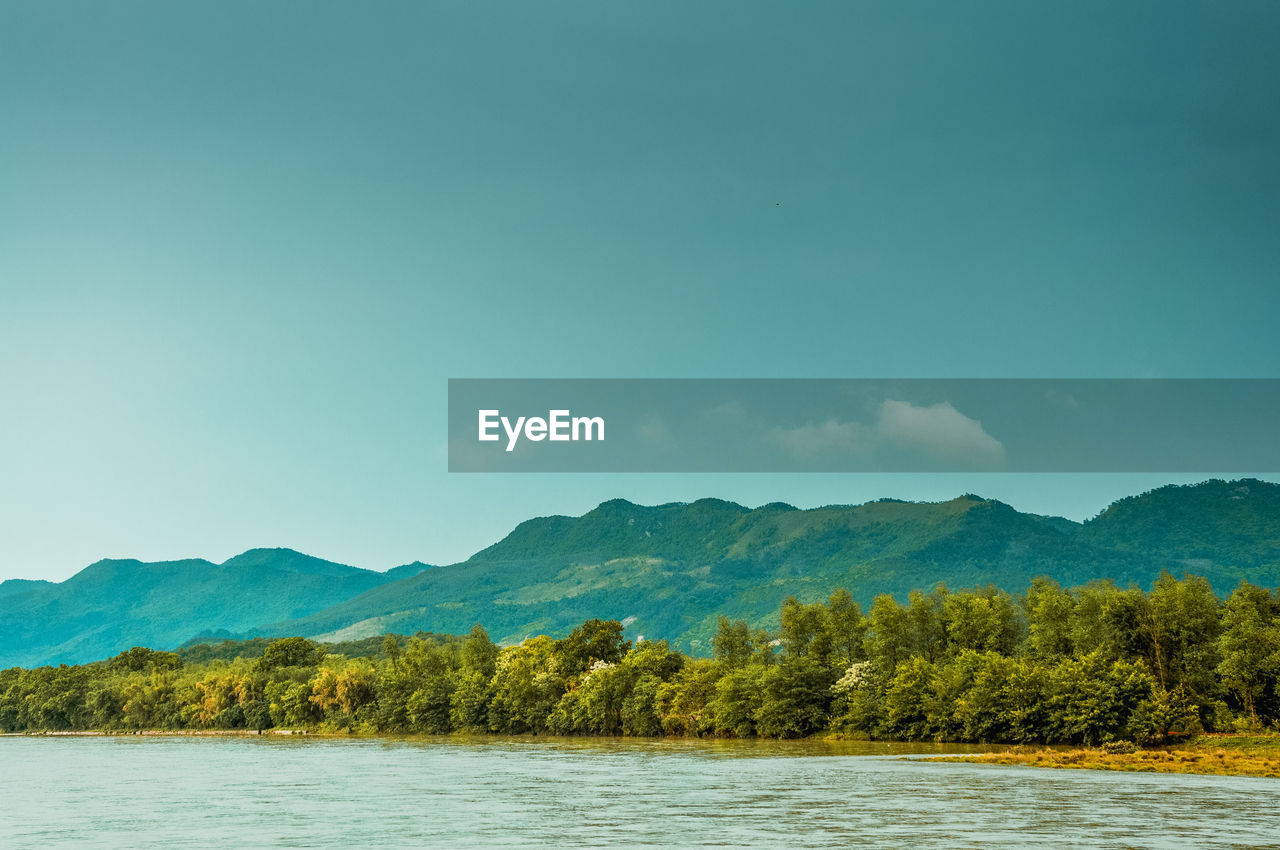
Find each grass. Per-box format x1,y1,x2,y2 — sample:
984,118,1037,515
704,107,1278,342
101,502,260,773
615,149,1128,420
925,734,1280,778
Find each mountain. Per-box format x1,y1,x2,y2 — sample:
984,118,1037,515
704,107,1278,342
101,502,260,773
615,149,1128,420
256,479,1280,654
1080,479,1280,579
0,549,430,667
5,479,1278,666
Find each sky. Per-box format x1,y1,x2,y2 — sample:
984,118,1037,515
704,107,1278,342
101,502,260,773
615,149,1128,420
2,1,1279,580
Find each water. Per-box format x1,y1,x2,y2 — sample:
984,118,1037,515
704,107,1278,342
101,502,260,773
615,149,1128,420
1,736,1277,848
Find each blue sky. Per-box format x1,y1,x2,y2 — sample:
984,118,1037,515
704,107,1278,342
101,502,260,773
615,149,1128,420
3,2,1279,579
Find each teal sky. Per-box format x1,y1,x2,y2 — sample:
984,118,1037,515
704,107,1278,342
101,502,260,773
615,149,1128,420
3,2,1279,580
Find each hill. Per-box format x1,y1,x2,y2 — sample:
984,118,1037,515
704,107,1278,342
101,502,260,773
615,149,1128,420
0,548,429,667
1081,479,1280,581
259,480,1280,653
5,480,1278,665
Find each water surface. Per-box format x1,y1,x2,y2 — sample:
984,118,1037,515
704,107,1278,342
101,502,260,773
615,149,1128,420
1,736,1276,848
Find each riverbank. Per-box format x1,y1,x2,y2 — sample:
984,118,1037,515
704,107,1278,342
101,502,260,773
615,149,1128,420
924,734,1280,778
10,728,1280,778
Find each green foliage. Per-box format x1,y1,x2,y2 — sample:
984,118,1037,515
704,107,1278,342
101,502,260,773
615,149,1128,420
953,653,1048,743
487,636,562,734
258,637,325,671
1025,578,1074,658
826,588,866,667
259,480,1280,657
755,659,835,739
1217,583,1280,722
622,675,664,737
109,646,183,674
1044,652,1154,745
554,619,631,677
657,658,720,735
461,625,499,678
1082,479,1280,572
1147,572,1222,711
450,670,493,732
942,587,1023,656
712,617,754,668
8,480,1280,672
266,680,320,727
1,548,414,668
2,572,1278,745
708,666,765,737
1127,686,1201,745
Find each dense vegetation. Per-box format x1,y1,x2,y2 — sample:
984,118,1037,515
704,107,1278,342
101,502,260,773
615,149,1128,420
4,480,1277,668
4,573,1279,745
227,479,1280,653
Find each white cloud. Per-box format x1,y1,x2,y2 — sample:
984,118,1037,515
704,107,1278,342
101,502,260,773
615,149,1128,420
766,399,1005,469
766,418,871,460
876,399,1005,467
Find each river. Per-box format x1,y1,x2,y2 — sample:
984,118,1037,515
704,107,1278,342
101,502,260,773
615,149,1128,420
1,736,1276,848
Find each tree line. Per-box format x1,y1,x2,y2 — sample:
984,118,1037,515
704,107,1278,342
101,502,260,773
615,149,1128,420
2,572,1278,743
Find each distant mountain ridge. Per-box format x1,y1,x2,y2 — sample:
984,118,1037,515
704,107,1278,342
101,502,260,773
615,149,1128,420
3,479,1278,667
0,548,430,667
267,479,1280,652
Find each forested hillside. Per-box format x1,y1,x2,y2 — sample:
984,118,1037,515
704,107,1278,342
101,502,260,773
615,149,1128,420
264,480,1280,652
3,480,1278,666
4,574,1278,744
0,549,429,667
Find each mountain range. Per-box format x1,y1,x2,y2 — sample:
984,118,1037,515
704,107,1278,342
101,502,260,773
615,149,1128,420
3,479,1278,667
0,549,430,668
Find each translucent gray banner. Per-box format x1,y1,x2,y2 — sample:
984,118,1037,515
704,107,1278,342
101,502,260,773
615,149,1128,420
447,379,1280,472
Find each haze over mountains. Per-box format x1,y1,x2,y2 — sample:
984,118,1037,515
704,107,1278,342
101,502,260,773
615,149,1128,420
0,550,431,668
3,479,1278,667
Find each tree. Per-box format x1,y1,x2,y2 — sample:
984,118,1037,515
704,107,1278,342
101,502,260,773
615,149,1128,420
461,624,498,679
109,647,182,674
555,619,630,677
954,653,1048,743
755,659,831,738
883,657,935,740
865,595,912,673
555,661,634,735
407,676,455,734
906,587,948,663
488,636,563,734
825,588,866,668
708,666,766,737
712,617,754,668
1217,583,1280,724
309,663,377,727
119,671,178,730
450,670,493,732
1045,652,1154,745
942,586,1022,656
829,661,885,736
622,675,664,736
1147,572,1222,706
266,680,321,727
258,637,324,671
1024,577,1074,658
779,597,833,667
657,658,721,735
382,634,403,671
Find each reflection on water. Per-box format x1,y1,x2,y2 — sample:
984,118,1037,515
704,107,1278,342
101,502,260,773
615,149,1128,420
1,736,1277,848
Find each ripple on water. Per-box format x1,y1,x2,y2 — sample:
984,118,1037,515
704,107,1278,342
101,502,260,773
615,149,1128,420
1,736,1278,848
